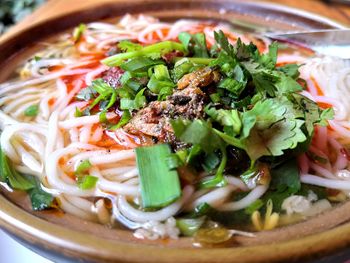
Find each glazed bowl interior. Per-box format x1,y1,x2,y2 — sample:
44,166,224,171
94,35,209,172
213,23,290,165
1,1,350,262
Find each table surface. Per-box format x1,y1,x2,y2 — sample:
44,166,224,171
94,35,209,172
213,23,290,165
0,0,350,262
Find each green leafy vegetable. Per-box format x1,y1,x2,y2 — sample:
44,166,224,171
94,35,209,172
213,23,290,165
0,146,54,210
135,144,181,208
27,177,54,211
0,147,34,190
147,64,175,94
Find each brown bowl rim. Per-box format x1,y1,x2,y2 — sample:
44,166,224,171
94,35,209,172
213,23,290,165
0,1,349,262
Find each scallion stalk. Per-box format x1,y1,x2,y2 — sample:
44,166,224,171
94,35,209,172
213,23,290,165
135,144,182,208
102,41,187,67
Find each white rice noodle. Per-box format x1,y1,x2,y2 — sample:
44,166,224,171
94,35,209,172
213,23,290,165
117,185,194,223
301,173,350,190
218,185,269,211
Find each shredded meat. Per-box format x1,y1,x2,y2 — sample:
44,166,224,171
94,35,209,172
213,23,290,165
102,67,124,88
177,67,221,90
123,67,220,147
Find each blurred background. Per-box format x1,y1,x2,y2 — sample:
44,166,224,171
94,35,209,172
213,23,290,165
0,0,46,34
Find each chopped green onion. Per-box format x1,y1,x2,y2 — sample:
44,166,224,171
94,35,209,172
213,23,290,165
34,56,42,62
157,86,173,100
77,175,98,190
202,152,220,172
174,57,214,65
99,111,108,123
117,40,143,52
135,144,181,208
125,80,142,92
147,75,175,94
102,40,187,66
73,23,86,42
75,160,92,174
75,107,83,117
120,88,146,110
153,64,171,80
199,147,227,189
110,110,132,130
24,104,39,117
209,93,221,103
165,154,184,170
245,199,264,214
92,79,114,97
120,57,164,71
176,217,206,236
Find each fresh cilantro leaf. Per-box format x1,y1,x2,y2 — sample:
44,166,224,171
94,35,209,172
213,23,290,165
0,147,34,190
205,106,242,136
214,30,234,56
235,38,257,60
218,78,245,98
275,74,303,94
319,107,334,126
171,119,224,153
258,42,278,69
277,63,300,79
250,69,279,97
0,146,53,210
178,32,209,58
216,99,307,161
243,118,306,161
76,86,97,101
287,93,333,135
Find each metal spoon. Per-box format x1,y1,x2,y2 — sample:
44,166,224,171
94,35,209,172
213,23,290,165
266,29,350,59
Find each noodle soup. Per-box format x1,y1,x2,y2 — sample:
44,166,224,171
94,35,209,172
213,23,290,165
0,14,348,246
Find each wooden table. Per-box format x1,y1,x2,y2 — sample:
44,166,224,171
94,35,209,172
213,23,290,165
2,0,350,42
